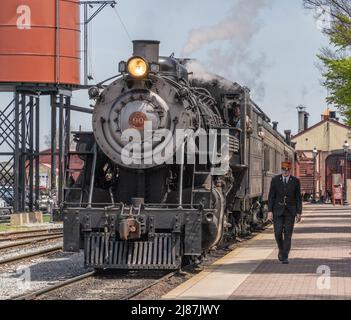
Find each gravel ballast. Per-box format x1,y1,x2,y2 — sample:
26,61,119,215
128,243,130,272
0,248,89,300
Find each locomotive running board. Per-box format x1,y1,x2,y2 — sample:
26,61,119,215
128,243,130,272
84,233,182,270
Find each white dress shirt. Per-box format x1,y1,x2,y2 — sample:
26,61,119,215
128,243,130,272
283,175,290,184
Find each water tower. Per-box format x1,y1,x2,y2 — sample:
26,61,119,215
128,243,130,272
0,0,115,214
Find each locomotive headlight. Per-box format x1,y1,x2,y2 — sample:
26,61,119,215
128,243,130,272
127,57,149,78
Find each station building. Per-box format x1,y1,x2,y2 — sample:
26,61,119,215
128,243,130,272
292,108,351,202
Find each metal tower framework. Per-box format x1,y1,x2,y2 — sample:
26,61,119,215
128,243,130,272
0,85,93,214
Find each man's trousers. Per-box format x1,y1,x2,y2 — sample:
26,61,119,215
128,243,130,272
273,212,296,259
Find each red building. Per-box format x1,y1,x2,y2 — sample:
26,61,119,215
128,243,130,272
26,148,83,190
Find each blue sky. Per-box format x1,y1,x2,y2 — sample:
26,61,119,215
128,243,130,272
0,0,331,149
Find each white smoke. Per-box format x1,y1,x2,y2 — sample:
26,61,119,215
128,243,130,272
182,0,273,101
185,60,237,90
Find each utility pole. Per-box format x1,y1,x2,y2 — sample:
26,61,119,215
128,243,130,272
80,1,117,86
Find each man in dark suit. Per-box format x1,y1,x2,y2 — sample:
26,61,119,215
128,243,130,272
267,161,302,264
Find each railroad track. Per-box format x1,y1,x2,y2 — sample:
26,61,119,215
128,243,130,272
8,227,271,300
12,269,179,300
8,230,266,300
119,271,178,300
0,228,63,242
13,271,96,300
0,234,63,251
0,244,62,265
9,224,269,300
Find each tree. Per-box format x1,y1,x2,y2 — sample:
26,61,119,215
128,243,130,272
303,0,351,125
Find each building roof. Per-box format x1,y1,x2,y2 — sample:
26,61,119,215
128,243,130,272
292,118,351,140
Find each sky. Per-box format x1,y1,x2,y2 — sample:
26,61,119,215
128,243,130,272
0,0,331,150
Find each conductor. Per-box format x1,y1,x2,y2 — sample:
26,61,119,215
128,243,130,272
267,161,302,264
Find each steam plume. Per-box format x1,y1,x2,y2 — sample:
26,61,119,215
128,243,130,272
182,0,273,101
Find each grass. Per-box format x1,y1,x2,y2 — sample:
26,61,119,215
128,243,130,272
0,223,12,232
0,222,25,232
0,214,61,233
43,215,51,223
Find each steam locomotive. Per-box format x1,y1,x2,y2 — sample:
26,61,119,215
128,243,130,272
63,40,296,270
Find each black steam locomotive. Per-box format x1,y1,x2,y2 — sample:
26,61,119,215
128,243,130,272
63,40,296,270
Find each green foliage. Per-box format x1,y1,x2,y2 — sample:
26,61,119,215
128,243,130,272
319,13,351,124
0,223,11,232
329,15,351,48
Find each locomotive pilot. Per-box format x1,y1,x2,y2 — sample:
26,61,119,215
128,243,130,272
267,161,302,264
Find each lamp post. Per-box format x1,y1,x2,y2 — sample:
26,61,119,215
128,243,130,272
343,141,349,205
312,147,318,204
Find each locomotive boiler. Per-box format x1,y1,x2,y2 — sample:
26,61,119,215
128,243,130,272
63,40,296,270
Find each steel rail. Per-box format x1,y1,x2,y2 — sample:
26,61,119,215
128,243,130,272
0,229,63,242
13,270,178,301
0,232,63,242
0,228,63,237
13,271,96,300
0,245,62,265
119,271,178,300
0,235,63,251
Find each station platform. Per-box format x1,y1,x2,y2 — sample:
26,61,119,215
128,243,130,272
163,204,351,300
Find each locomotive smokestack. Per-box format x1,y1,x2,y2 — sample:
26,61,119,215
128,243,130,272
133,40,160,63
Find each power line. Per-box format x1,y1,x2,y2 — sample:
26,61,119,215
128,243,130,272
80,1,117,85
112,7,132,41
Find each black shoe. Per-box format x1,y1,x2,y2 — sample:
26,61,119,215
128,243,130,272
282,258,289,264
278,253,283,262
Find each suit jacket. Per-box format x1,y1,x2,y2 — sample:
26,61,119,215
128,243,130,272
268,175,302,217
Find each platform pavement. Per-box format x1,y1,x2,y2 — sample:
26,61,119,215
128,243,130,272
163,204,351,300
